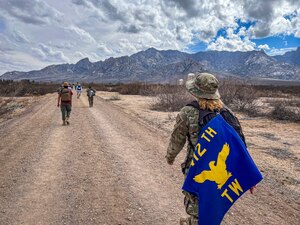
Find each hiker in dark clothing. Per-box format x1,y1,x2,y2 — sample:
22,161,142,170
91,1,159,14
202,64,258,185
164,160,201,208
86,85,96,107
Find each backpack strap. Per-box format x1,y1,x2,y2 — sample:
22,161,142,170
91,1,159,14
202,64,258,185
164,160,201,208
185,102,213,151
186,100,221,127
185,101,229,149
187,100,247,147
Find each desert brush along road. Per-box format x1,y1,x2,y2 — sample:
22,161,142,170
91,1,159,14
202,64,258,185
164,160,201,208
0,93,299,225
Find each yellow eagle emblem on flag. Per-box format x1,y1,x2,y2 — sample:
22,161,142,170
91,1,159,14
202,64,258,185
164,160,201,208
193,143,232,189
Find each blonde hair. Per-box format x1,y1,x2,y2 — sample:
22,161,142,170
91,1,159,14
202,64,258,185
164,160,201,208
198,98,224,111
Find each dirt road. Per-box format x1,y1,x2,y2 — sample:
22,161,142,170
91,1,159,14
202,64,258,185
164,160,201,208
0,94,299,225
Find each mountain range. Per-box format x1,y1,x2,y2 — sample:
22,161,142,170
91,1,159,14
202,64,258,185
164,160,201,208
1,47,300,83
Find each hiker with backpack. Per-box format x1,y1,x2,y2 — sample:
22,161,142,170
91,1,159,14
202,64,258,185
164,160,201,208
165,73,252,225
75,82,82,98
86,85,96,107
57,82,73,125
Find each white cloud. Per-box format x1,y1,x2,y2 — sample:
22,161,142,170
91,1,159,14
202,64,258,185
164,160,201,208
0,34,16,51
291,9,300,37
268,47,298,56
67,26,96,44
258,44,270,50
11,29,30,43
207,28,256,51
0,50,48,75
32,44,69,63
48,41,76,50
97,44,113,55
0,0,63,25
0,0,300,74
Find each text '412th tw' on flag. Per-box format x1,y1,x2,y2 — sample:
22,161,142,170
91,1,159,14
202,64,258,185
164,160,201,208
182,114,263,225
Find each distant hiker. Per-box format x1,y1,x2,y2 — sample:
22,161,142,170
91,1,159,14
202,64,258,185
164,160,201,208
75,82,82,98
165,73,253,225
57,82,73,125
86,85,96,107
57,84,63,94
68,83,72,90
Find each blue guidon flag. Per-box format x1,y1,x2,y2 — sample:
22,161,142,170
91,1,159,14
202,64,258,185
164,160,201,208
182,114,263,225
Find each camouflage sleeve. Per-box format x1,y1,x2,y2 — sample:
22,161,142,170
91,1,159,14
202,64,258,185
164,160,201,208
166,109,189,163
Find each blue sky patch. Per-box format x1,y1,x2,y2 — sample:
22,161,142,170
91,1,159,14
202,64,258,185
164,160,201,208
0,18,6,33
252,34,300,49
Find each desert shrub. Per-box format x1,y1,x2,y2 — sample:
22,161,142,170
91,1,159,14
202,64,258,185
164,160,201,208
109,94,121,101
233,86,259,112
0,98,14,116
270,100,300,122
219,79,259,115
103,83,172,96
138,84,165,96
116,83,144,95
0,80,59,97
253,84,300,98
84,83,109,92
218,78,239,106
151,85,193,111
268,98,300,122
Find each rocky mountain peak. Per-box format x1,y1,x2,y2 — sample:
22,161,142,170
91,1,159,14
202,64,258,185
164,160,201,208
74,57,92,73
273,47,300,66
76,57,91,65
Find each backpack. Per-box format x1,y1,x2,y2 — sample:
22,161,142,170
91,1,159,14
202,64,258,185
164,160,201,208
60,88,71,102
186,101,245,144
182,101,245,174
182,110,262,225
88,89,95,97
77,85,82,91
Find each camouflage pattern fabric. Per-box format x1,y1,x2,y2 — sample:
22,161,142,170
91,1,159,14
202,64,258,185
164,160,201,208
166,105,200,170
166,105,200,223
185,73,220,100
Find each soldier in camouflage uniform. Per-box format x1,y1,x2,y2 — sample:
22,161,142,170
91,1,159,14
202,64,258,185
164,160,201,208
165,73,246,225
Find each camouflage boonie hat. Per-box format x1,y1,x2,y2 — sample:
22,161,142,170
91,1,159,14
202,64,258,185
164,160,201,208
185,72,220,99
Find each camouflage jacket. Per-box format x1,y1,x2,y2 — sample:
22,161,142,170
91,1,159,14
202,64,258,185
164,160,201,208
166,102,246,175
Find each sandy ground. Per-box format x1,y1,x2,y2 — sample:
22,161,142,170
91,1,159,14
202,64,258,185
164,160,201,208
0,92,299,225
0,96,39,123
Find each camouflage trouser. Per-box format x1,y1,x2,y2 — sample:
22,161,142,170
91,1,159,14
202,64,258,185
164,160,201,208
60,103,71,121
88,96,94,107
183,191,198,225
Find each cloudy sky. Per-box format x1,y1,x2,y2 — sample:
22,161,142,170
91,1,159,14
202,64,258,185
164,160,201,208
0,0,300,75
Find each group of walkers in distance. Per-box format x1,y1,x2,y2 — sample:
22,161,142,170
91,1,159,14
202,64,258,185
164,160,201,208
57,81,96,125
